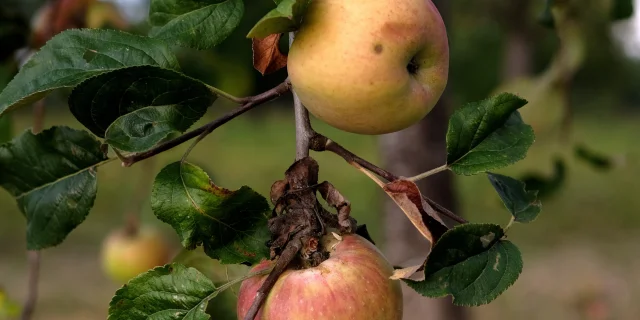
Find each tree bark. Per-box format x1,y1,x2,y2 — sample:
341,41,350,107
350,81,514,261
501,0,534,81
380,1,467,319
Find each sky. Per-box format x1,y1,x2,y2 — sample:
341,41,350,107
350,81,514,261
612,0,640,58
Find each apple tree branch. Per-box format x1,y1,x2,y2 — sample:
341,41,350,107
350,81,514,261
120,79,292,167
309,134,467,224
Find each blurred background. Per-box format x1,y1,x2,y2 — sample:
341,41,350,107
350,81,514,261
1,0,639,319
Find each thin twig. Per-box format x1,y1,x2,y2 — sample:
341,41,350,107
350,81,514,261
21,99,46,320
309,134,468,224
244,240,302,320
423,197,467,225
121,80,291,167
310,135,397,181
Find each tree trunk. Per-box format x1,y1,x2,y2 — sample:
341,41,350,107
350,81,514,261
501,0,534,81
380,1,467,319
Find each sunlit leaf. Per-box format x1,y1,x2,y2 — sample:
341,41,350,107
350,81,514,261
247,0,311,39
446,93,534,175
108,263,217,320
151,162,271,265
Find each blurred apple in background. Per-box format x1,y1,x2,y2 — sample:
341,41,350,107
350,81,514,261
100,226,171,283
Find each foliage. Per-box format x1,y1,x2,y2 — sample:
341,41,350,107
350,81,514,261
2,0,631,317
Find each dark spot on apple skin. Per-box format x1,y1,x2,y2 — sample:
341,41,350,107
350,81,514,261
374,44,383,54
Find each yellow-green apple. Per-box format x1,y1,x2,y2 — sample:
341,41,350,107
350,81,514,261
236,233,403,320
287,0,449,135
100,226,171,283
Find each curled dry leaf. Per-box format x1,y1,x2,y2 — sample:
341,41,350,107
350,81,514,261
252,33,288,75
355,165,449,279
383,179,448,244
390,264,425,281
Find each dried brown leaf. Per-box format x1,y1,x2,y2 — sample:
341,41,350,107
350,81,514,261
349,164,453,280
390,264,425,281
384,179,448,242
252,33,287,75
354,166,448,245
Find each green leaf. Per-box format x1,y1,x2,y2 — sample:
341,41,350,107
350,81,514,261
574,144,614,171
487,173,541,223
0,127,109,249
108,263,216,320
247,0,312,39
0,114,11,144
611,0,634,20
108,262,272,320
68,65,215,152
151,162,271,265
538,0,556,29
106,105,203,153
446,93,534,175
149,0,244,49
519,157,566,200
405,224,522,306
0,29,180,116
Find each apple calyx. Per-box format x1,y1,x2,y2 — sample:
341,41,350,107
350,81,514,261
407,58,420,75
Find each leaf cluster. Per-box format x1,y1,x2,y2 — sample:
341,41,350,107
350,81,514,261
0,0,568,316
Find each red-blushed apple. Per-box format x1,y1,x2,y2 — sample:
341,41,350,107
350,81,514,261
287,0,449,135
100,226,171,283
236,233,403,320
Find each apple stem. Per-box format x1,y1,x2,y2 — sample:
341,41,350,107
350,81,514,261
206,84,245,104
21,99,46,320
406,164,450,182
290,32,313,161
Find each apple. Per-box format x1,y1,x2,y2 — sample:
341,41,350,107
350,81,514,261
100,226,171,283
236,233,403,320
287,0,449,135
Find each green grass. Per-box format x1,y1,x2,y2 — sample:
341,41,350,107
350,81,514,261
1,104,639,319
